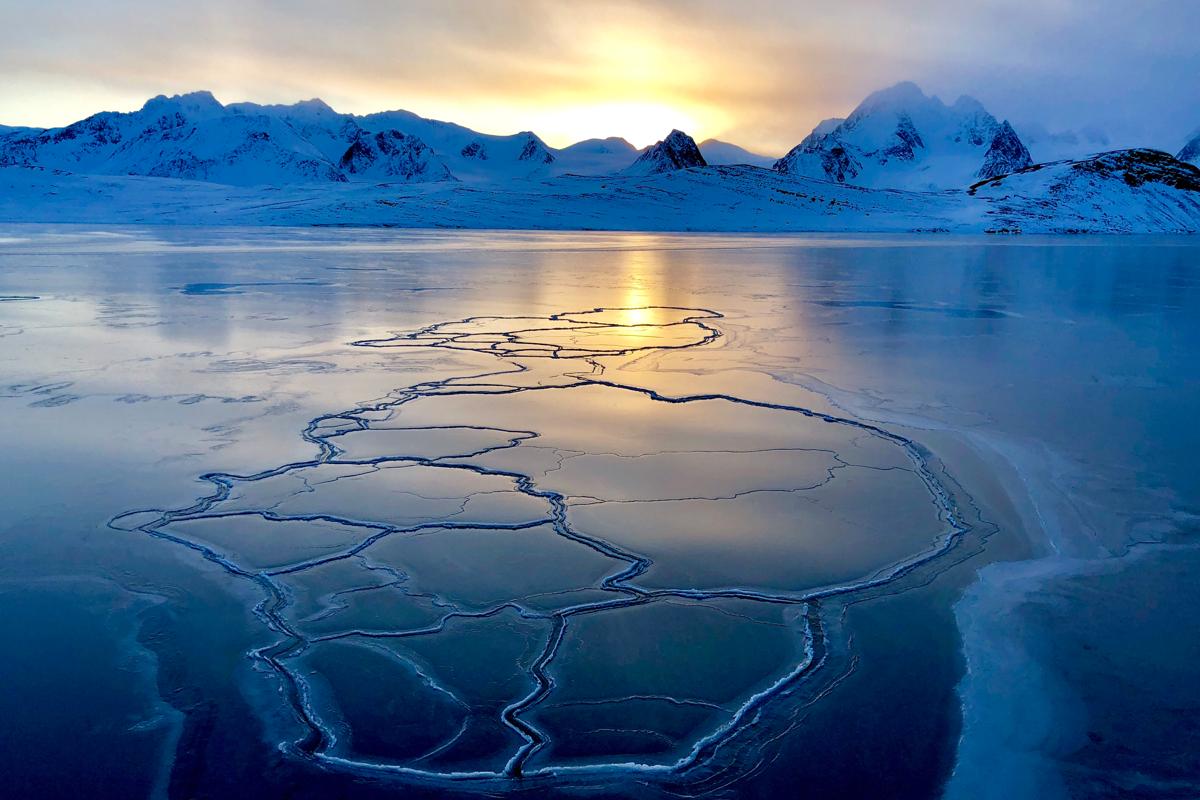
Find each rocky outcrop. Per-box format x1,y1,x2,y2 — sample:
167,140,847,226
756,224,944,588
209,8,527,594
623,130,707,175
516,133,555,164
977,121,1033,180
338,130,454,182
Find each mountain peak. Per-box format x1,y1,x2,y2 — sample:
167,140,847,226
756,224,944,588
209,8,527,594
858,81,930,112
775,82,1028,190
977,120,1033,180
663,129,694,146
280,98,340,119
141,91,224,116
623,130,707,175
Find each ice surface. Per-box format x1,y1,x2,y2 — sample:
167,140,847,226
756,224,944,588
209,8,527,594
2,227,1197,798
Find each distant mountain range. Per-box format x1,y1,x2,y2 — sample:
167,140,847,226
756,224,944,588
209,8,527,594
0,82,1032,189
0,92,777,186
2,82,1199,233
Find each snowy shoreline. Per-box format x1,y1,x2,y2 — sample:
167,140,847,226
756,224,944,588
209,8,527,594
4,148,1200,235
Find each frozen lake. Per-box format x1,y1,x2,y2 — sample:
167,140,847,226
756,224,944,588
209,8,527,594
1,227,1197,799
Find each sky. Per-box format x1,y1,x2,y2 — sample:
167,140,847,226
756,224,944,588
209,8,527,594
1,0,1198,154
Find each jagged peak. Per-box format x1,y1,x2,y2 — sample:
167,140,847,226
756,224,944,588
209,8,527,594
661,129,694,146
624,130,706,175
976,119,1033,180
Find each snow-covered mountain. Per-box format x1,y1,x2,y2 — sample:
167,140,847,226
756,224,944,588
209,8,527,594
0,92,350,185
553,137,639,175
1178,130,1200,166
623,130,707,175
226,99,557,184
977,122,1032,181
970,149,1200,233
699,139,775,167
357,109,556,183
4,89,1199,234
0,92,559,186
228,98,361,163
338,129,455,182
774,82,1032,190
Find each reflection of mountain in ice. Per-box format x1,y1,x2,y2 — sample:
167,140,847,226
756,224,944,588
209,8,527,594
111,305,968,784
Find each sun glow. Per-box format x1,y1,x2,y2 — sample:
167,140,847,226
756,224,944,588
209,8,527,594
398,26,733,149
527,27,730,148
534,101,705,150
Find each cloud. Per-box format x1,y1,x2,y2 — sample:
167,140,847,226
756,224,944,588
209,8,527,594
1,0,1197,152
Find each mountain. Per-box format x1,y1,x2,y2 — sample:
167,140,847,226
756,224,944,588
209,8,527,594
699,139,775,168
338,129,455,182
976,121,1033,181
970,149,1200,233
1178,131,1200,166
6,89,1199,235
553,137,639,175
774,82,1032,190
356,110,555,183
623,130,707,175
0,92,348,185
0,92,562,186
228,97,360,163
231,100,558,184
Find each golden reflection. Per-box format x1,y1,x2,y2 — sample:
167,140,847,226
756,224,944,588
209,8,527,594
616,245,675,328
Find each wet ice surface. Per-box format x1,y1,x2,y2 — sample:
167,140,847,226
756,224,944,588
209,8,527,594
107,305,962,780
1,226,1198,799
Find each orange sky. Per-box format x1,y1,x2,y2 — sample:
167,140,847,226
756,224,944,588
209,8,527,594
1,0,1196,153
